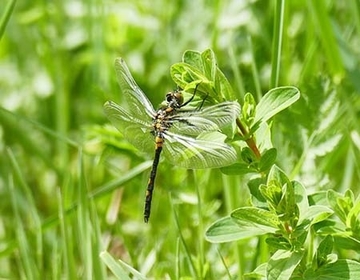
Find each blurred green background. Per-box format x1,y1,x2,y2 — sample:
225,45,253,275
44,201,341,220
1,0,360,279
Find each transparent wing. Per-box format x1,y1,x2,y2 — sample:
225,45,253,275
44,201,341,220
104,100,155,155
169,101,240,135
162,130,237,169
114,58,155,117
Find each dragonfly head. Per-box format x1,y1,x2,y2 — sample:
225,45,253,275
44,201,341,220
164,90,184,108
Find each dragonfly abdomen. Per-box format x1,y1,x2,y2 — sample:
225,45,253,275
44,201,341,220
144,136,164,223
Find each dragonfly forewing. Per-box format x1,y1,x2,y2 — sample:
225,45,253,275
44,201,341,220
114,58,156,118
104,100,155,155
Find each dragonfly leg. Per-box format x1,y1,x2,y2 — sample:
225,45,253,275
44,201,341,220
181,82,201,107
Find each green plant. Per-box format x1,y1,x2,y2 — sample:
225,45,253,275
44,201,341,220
2,1,360,279
101,49,360,279
185,49,360,279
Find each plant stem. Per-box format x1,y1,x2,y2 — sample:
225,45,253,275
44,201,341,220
236,118,261,159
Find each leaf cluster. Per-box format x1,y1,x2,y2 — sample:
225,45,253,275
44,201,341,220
170,50,360,280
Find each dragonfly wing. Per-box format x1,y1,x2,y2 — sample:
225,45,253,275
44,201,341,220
104,100,155,155
114,58,155,117
197,101,240,127
170,101,240,135
162,131,237,169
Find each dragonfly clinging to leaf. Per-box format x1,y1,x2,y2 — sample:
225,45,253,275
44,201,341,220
104,58,240,222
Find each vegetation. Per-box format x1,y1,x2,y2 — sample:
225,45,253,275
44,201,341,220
1,0,360,279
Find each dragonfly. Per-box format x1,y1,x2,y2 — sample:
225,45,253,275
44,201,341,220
104,58,240,223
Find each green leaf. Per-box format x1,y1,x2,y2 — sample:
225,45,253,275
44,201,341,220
241,147,257,165
231,207,279,232
252,121,273,152
260,182,282,211
253,86,300,127
172,49,237,102
261,165,291,212
267,249,304,280
313,235,334,269
259,148,277,172
304,259,360,280
332,235,360,251
309,191,329,206
245,263,267,278
293,181,309,223
327,190,352,224
170,62,207,89
277,182,299,225
217,66,237,101
299,205,333,227
241,92,257,127
220,163,257,175
267,165,291,187
346,195,360,231
313,219,345,236
202,48,236,101
248,177,267,206
205,216,268,243
182,50,203,70
201,49,235,101
266,236,292,251
170,62,218,104
201,49,217,83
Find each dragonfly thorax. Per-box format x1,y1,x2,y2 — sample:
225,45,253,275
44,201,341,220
153,89,189,138
152,105,175,137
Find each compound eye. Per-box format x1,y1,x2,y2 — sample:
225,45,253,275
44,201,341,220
174,92,184,105
166,92,173,102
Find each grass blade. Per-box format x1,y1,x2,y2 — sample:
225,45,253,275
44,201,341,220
0,0,16,41
270,0,286,87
